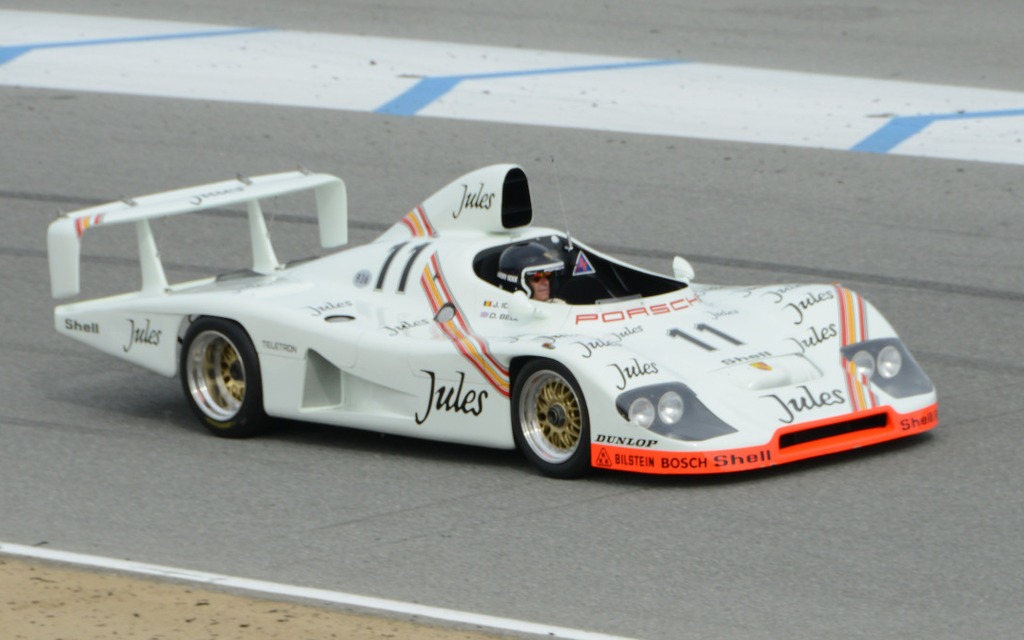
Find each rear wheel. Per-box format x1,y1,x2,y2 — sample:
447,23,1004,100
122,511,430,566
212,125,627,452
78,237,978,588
512,359,591,478
180,317,269,437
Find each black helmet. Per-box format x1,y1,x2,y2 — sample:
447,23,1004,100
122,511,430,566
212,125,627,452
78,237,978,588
497,241,564,296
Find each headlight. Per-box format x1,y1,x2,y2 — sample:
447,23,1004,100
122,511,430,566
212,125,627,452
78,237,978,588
851,350,875,379
657,391,684,424
877,345,902,378
616,383,737,441
840,338,933,399
628,397,655,428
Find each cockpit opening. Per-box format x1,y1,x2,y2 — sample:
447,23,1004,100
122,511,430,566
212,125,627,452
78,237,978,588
473,235,686,305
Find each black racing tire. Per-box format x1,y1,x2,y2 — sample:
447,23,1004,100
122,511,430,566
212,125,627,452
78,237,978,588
179,317,269,438
512,359,591,478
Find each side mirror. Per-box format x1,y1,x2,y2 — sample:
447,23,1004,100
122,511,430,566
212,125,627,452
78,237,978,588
673,256,695,284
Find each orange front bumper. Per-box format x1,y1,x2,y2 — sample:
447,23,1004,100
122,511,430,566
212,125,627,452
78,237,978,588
591,403,938,474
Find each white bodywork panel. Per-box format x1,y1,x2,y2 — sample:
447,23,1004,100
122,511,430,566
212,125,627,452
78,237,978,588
48,164,938,472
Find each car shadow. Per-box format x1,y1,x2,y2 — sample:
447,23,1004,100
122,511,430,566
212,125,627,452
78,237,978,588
262,417,528,470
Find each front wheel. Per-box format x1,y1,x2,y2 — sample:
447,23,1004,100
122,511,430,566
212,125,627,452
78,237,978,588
180,317,269,438
512,359,591,478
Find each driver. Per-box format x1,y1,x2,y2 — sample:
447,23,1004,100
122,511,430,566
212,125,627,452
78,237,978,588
496,241,565,302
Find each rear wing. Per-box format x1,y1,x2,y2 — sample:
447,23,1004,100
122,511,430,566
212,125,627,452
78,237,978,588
47,170,347,299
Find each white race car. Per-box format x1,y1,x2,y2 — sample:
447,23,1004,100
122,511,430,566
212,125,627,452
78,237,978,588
47,164,938,477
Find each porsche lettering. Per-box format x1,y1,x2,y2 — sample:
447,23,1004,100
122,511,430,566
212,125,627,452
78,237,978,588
574,296,699,324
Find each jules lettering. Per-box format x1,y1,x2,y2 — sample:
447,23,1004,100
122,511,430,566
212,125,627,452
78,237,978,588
123,318,161,353
385,318,429,336
576,337,620,358
612,325,643,340
794,323,838,350
574,326,642,358
306,300,352,317
415,370,488,424
763,386,845,424
708,309,739,320
452,183,496,218
783,290,834,325
609,359,659,391
763,284,804,304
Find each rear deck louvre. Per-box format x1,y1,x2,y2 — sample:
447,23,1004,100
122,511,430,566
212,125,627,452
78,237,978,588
779,413,888,449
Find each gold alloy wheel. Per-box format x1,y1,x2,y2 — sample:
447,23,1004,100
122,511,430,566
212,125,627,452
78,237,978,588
185,330,246,421
518,369,583,463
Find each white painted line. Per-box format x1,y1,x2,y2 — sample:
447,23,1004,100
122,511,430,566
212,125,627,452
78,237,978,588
0,541,638,640
1,10,1022,165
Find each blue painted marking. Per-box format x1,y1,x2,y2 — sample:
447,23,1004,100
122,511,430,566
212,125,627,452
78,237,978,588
852,108,1024,154
379,77,462,117
376,59,686,116
0,46,30,65
0,28,270,66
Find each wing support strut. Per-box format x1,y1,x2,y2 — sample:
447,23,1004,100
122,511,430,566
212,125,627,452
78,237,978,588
136,219,169,294
247,199,280,274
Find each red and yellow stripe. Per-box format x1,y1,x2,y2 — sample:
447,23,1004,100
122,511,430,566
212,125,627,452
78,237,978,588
845,361,876,412
835,285,876,412
835,285,868,346
421,253,510,397
74,213,105,237
400,205,436,238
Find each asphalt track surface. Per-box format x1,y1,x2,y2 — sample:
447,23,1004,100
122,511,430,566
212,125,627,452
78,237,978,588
2,2,1023,639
